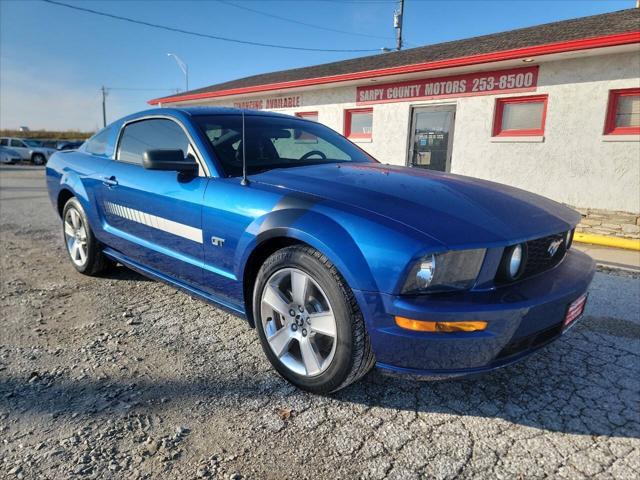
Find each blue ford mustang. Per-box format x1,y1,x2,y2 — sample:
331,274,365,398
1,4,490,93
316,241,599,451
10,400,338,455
46,107,594,393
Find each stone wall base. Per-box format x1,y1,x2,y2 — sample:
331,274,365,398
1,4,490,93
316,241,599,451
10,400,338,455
571,207,640,239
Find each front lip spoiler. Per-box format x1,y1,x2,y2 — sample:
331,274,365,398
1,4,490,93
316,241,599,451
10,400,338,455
374,329,555,381
374,310,586,381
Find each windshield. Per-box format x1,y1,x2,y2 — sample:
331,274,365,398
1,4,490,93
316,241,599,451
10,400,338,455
23,140,42,147
194,114,376,177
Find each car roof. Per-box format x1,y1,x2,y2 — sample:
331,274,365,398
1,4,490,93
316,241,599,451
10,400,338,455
127,107,299,121
107,107,312,135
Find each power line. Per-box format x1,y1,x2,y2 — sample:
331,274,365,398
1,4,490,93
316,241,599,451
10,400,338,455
218,0,394,41
42,0,383,53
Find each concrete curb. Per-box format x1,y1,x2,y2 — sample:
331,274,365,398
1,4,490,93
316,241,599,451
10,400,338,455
574,232,640,251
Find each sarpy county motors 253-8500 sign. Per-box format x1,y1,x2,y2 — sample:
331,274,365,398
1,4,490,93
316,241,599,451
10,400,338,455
356,66,539,105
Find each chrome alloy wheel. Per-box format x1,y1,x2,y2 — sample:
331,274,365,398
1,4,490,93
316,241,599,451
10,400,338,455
64,207,88,267
260,268,338,377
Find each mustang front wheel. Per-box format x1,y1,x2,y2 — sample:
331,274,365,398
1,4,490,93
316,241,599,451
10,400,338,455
254,245,375,393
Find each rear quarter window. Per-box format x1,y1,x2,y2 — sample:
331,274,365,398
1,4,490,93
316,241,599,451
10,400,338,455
85,127,113,157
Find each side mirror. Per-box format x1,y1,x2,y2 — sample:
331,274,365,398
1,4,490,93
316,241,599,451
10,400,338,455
142,150,198,174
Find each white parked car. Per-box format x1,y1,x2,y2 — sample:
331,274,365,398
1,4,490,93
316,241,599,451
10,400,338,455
0,137,57,165
0,146,21,164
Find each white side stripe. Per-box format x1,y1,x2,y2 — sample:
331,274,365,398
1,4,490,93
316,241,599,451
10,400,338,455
104,201,203,244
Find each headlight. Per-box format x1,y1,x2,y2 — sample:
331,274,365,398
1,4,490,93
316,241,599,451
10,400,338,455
414,256,436,290
498,244,526,281
402,249,486,294
509,244,523,278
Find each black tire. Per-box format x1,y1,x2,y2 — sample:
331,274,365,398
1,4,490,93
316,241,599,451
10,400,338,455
253,245,375,394
62,197,112,275
32,153,46,165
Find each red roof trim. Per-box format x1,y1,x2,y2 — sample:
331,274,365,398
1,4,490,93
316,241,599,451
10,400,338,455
149,31,640,105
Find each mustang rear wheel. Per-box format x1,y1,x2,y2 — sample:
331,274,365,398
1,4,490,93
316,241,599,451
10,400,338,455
62,197,111,275
253,245,375,393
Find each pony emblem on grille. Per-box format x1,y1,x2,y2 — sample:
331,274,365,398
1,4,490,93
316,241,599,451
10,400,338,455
547,239,563,257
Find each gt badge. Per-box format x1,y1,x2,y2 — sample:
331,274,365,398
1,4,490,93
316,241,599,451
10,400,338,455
211,236,225,247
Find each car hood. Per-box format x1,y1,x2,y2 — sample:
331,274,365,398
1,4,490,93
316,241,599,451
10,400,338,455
253,163,580,248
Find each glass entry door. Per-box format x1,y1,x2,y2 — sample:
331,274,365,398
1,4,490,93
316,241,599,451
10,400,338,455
408,106,456,172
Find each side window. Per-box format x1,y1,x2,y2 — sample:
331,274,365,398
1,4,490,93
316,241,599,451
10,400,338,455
85,128,112,156
10,139,24,148
117,119,190,165
0,139,7,146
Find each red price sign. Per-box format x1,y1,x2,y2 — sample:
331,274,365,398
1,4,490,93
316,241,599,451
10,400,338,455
356,66,539,105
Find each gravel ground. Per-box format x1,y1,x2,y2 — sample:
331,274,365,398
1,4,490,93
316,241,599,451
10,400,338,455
1,165,639,479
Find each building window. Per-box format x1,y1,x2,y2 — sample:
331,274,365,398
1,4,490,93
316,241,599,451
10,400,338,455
493,95,548,136
295,111,318,122
345,108,373,140
295,112,319,142
604,88,640,135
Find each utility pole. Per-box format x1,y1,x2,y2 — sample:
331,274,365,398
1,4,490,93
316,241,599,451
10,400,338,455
99,87,177,123
101,86,107,128
394,0,404,51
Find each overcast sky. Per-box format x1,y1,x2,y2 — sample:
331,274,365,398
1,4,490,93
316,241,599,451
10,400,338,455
0,0,635,132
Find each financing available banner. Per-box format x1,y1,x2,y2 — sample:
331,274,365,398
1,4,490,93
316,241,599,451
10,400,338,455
233,95,302,110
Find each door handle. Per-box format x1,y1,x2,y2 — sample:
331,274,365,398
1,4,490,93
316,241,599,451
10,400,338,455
102,175,118,188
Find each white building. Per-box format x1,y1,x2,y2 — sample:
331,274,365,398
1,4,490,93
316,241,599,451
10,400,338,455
151,9,640,238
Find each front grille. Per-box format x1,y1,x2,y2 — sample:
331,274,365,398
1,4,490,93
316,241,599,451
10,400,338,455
495,231,569,285
495,322,563,360
522,232,567,277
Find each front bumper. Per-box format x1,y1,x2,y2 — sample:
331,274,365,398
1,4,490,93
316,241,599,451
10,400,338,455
354,250,595,377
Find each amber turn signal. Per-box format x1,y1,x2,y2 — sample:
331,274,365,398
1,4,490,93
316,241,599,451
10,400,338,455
395,317,487,333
